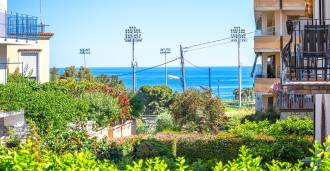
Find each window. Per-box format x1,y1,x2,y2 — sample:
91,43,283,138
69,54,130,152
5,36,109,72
20,51,40,81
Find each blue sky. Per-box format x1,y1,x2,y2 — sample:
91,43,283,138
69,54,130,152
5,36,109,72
9,0,256,67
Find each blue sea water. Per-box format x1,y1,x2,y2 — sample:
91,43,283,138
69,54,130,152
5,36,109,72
58,67,254,100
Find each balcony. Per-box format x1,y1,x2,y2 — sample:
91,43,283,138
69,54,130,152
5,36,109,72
278,94,314,112
254,0,305,11
0,10,41,44
282,19,330,94
254,77,280,93
254,0,279,11
282,0,305,10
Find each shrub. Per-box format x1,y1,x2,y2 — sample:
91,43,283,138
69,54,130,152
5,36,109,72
81,92,121,127
132,85,174,116
156,110,175,132
229,120,270,138
132,139,174,159
171,89,226,133
268,117,313,137
25,90,88,136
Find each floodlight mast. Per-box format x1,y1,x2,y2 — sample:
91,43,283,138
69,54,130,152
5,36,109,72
125,26,142,93
160,48,171,86
79,48,91,67
231,27,246,108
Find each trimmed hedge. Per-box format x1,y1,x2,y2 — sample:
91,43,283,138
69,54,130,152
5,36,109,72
112,132,312,163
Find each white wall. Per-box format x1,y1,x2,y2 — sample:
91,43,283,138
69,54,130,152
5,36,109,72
0,0,7,11
315,94,330,143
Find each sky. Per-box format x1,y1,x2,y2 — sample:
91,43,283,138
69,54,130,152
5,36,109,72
9,0,256,68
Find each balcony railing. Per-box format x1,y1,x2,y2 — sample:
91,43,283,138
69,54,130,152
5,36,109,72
255,27,275,36
0,10,41,41
282,19,330,82
278,93,314,111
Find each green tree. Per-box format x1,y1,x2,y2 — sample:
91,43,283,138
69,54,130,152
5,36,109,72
61,66,77,80
132,86,174,116
50,67,60,81
171,89,226,133
78,66,94,81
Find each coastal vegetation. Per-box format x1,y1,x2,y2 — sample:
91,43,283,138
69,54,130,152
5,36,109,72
0,69,317,170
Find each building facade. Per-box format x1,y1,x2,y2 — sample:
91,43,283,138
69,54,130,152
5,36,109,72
253,0,314,116
280,0,330,143
0,0,53,84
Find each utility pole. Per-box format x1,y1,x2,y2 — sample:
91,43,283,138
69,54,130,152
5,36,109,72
125,26,142,93
79,48,90,67
180,45,186,92
160,48,171,86
231,27,247,108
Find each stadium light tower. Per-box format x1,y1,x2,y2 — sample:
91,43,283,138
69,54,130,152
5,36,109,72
231,27,247,108
79,48,90,67
125,26,142,93
160,48,171,86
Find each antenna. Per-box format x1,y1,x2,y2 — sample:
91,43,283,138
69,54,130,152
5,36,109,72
39,0,45,32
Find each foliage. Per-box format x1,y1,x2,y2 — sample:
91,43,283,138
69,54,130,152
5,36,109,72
50,67,60,81
230,120,270,138
156,110,175,132
1,136,328,170
96,74,126,90
61,66,77,80
132,85,174,116
78,66,94,81
131,138,174,159
171,89,226,133
233,88,254,101
0,82,32,111
268,116,313,137
25,89,88,136
81,92,121,127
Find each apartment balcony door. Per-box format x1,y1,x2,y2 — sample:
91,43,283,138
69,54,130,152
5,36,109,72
267,55,276,78
20,52,39,81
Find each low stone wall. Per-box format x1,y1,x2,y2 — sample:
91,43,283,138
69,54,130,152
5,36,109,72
108,120,136,140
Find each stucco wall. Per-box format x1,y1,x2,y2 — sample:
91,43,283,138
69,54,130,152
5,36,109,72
6,40,51,83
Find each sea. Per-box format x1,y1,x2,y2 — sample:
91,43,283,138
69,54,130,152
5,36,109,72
58,67,254,100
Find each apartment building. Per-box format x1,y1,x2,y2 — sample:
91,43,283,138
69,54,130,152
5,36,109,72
252,0,314,116
0,0,53,84
281,0,330,143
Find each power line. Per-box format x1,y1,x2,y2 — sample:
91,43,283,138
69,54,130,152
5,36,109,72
112,57,180,77
184,35,255,53
183,31,255,50
184,58,204,70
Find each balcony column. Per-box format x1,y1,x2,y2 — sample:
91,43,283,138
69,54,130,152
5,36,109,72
315,94,330,143
261,14,268,31
262,54,267,78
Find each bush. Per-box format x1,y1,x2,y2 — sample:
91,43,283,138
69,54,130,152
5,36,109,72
131,86,174,116
25,90,88,136
229,120,270,138
81,92,121,127
268,117,313,137
132,139,174,159
171,89,226,133
156,110,175,132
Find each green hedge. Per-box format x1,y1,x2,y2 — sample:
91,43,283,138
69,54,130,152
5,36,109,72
113,132,312,163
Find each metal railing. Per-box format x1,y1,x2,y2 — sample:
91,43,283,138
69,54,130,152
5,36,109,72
282,18,330,82
278,94,314,111
0,10,41,41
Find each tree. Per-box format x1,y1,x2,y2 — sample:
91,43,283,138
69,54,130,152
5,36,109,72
50,67,60,81
77,66,93,81
171,89,226,133
61,66,77,80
